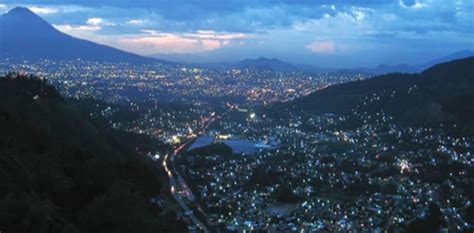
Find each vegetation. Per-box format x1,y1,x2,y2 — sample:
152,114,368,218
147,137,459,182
276,57,474,130
0,75,184,233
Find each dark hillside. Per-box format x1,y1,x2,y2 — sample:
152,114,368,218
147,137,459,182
0,74,184,233
275,57,474,129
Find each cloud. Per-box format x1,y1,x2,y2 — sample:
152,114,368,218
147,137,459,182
87,17,116,26
86,17,103,26
122,35,199,54
116,30,245,54
201,40,222,50
53,17,119,36
54,24,101,32
58,29,246,55
15,0,471,37
53,17,105,35
352,8,368,21
28,6,58,14
184,30,246,40
126,19,144,25
306,40,336,53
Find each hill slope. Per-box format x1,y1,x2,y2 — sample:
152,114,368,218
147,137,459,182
0,7,163,63
0,74,183,233
277,57,474,127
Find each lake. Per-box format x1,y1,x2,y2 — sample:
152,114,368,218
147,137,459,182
222,139,256,154
188,136,278,155
187,136,214,151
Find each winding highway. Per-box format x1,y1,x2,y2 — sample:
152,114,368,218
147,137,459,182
162,115,215,233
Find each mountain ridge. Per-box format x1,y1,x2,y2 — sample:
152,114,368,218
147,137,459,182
275,56,474,129
365,50,474,74
236,57,297,72
0,7,169,64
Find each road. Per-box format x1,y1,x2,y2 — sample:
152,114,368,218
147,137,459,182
162,115,215,233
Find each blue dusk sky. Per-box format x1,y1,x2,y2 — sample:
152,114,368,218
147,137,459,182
0,0,473,67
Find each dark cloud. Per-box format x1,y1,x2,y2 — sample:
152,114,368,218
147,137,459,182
3,0,472,35
1,0,397,20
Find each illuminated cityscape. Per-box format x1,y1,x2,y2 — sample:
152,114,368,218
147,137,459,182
0,2,473,233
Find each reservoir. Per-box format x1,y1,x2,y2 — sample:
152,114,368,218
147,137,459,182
188,136,277,155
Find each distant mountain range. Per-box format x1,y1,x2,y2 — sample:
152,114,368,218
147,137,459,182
0,7,165,63
169,51,474,74
178,56,343,73
362,50,474,74
193,57,299,72
275,57,474,128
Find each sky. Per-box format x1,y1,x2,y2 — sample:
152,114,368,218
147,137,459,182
0,0,473,67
